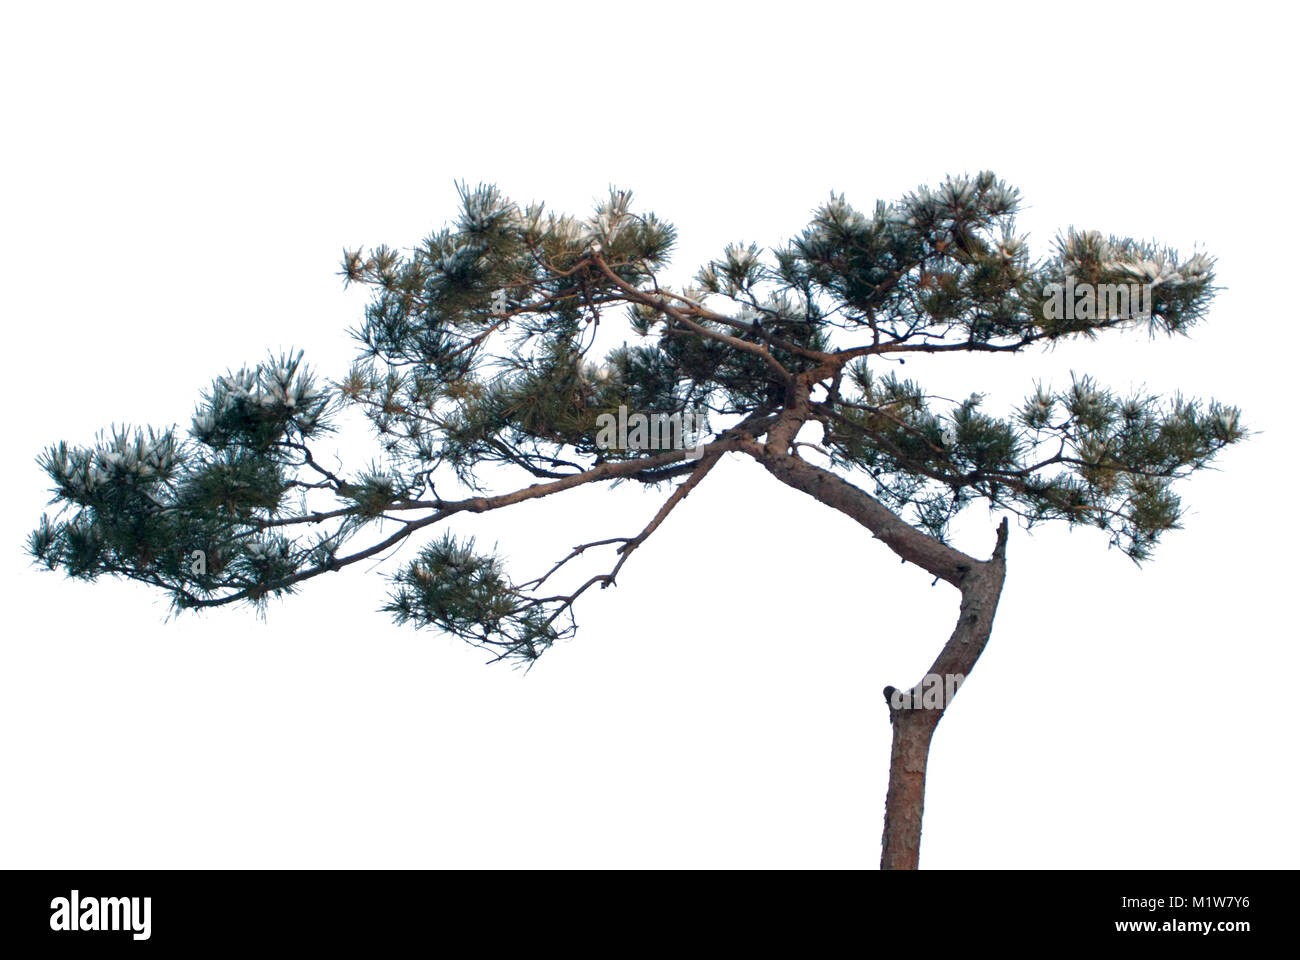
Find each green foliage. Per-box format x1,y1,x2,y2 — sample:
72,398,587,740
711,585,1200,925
30,353,343,612
823,368,1243,559
29,174,1246,659
384,533,560,664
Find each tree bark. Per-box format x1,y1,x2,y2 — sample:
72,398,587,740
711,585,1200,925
879,520,1008,868
741,440,1009,869
880,707,941,870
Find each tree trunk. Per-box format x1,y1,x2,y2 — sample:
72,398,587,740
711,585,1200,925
880,707,941,870
744,441,1011,869
879,523,1009,869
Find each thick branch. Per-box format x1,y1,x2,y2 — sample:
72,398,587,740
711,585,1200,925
739,439,978,586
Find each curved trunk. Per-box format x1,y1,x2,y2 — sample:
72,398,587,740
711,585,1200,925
743,441,1009,869
879,527,1008,868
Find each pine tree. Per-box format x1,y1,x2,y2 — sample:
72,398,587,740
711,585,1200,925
29,175,1244,868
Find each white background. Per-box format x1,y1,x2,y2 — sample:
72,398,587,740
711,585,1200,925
1,1,1295,868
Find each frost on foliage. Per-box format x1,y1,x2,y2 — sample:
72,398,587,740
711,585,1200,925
191,350,332,449
28,175,1246,655
42,426,181,502
29,352,339,611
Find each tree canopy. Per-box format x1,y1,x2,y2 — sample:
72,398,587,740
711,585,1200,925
30,174,1243,665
